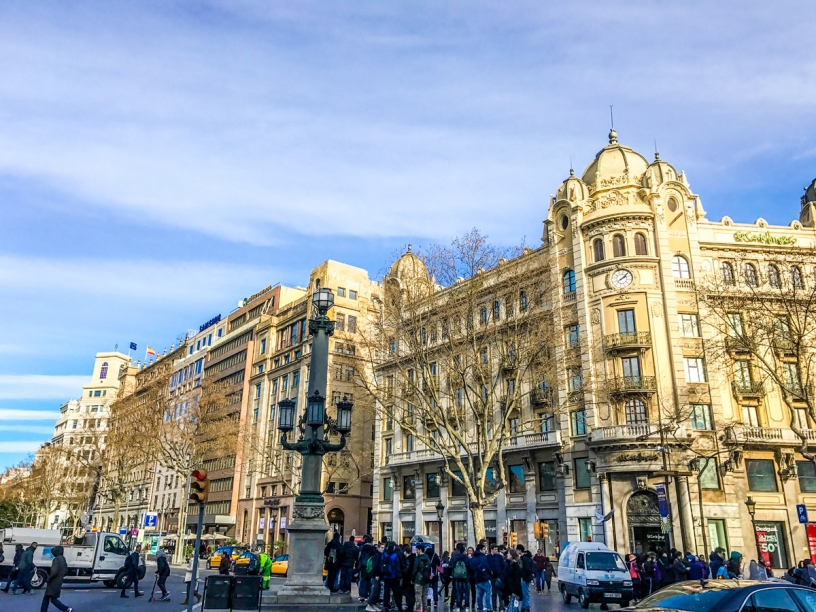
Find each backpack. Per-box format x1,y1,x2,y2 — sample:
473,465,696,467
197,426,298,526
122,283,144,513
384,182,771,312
365,554,376,577
453,560,468,580
419,557,431,584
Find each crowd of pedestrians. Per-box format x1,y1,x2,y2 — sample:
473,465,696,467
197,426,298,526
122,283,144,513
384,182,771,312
323,534,552,612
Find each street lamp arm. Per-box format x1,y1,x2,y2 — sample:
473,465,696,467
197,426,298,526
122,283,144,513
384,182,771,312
321,435,347,454
280,434,299,452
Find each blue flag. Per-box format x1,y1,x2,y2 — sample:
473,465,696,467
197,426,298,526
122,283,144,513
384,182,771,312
130,342,137,351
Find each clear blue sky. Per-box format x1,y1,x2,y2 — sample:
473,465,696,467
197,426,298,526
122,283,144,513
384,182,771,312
2,1,816,469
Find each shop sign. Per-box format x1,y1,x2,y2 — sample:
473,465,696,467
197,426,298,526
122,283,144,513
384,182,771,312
199,314,222,332
263,498,281,508
755,522,783,568
807,524,816,564
734,231,797,245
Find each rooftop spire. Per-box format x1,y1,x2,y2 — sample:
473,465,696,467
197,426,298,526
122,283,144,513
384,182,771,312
608,105,618,144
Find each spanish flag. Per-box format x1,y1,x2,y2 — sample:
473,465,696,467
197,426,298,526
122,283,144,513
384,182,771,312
146,346,157,356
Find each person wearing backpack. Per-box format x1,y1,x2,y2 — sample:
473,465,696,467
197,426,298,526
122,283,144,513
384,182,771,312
339,535,360,594
364,542,385,612
427,547,442,609
120,544,144,598
381,542,402,612
412,544,432,612
470,543,493,612
358,535,377,602
450,543,471,612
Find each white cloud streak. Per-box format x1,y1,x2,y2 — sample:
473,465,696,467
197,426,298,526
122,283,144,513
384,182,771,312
0,376,88,400
0,409,62,421
0,425,56,435
0,441,43,454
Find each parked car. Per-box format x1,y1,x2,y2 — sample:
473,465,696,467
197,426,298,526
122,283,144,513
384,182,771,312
625,580,816,612
272,554,288,576
206,546,235,570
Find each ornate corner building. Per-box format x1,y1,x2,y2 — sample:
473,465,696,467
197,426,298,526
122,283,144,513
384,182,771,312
372,130,816,569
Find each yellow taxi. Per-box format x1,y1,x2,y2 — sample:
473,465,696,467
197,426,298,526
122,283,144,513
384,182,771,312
272,554,289,576
206,546,235,570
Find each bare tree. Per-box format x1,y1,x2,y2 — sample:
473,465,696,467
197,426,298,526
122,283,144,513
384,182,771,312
359,229,558,540
696,253,816,464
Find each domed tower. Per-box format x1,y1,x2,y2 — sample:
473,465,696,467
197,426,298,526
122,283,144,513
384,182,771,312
385,246,433,303
800,178,816,227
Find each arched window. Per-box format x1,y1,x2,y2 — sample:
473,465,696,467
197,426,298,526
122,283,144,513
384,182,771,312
634,233,648,256
792,266,804,289
672,256,691,279
593,238,605,262
768,264,780,289
744,263,758,287
99,362,108,379
563,270,576,294
519,291,528,311
480,307,488,325
613,234,626,258
493,300,501,320
721,261,735,285
625,399,648,425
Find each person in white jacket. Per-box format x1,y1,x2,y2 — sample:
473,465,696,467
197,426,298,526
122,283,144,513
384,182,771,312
181,557,201,605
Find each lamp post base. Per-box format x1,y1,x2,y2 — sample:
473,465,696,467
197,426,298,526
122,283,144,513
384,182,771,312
269,507,348,604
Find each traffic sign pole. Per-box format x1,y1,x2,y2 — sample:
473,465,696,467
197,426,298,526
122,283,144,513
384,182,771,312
187,502,205,612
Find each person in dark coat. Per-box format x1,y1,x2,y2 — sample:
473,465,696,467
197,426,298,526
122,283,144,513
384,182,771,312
709,548,725,579
324,532,341,593
364,541,385,612
155,549,171,601
219,550,232,575
120,544,143,598
13,542,38,595
338,535,359,594
41,545,70,612
488,545,506,610
672,551,689,583
358,536,377,603
450,542,471,612
502,549,523,605
400,545,417,612
1,544,24,593
516,546,535,612
543,557,554,591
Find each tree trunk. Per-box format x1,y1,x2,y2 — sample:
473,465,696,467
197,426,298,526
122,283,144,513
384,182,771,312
113,498,121,530
173,477,192,565
471,504,486,543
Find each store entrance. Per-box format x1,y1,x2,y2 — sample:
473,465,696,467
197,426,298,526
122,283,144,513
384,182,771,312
627,491,664,554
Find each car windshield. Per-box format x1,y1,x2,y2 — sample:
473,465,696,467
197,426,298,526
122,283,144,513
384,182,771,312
636,584,734,612
585,552,627,571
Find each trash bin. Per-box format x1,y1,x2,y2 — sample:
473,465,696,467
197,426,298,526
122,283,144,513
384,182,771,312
232,575,262,610
202,575,232,611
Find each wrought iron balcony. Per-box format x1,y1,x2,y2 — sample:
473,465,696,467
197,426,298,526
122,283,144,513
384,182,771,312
731,380,765,398
530,387,552,406
604,332,652,351
609,376,657,394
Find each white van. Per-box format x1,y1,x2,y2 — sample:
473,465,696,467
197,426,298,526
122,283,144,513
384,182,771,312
557,542,633,609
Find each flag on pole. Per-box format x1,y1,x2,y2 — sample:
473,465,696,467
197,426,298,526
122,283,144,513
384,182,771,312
130,342,137,351
146,346,156,356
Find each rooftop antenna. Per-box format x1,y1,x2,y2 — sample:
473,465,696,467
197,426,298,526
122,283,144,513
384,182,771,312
609,105,614,129
654,138,660,160
569,155,574,177
608,105,617,144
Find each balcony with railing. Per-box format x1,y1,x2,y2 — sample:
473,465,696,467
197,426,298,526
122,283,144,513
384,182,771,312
530,387,553,407
604,332,652,351
674,279,695,291
609,375,658,394
731,380,765,399
501,355,519,373
725,425,816,447
587,422,659,444
507,430,561,451
564,291,577,303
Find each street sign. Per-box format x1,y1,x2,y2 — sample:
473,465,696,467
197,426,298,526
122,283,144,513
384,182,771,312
131,528,139,536
797,504,809,524
119,528,127,535
144,513,158,528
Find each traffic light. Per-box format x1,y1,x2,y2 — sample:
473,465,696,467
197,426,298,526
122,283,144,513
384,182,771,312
189,469,209,504
509,532,518,547
502,531,508,545
541,523,549,539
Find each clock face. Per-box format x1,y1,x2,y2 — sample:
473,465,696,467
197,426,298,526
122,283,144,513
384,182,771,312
610,269,633,289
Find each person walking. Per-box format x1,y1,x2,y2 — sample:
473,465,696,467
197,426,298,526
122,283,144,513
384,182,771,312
532,550,546,593
487,545,505,611
14,541,38,595
543,557,554,592
440,551,451,604
324,532,341,593
120,543,143,598
181,556,201,605
450,543,471,612
339,535,359,594
155,549,171,601
470,543,493,612
412,544,432,612
40,545,71,612
1,544,24,593
428,546,442,609
218,550,232,575
382,542,402,612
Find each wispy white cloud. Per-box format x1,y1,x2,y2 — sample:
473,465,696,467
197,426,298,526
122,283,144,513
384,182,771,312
0,425,56,435
0,409,62,421
0,376,88,400
0,441,42,454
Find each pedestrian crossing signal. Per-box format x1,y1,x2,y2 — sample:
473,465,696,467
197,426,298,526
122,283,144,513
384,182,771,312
189,469,209,504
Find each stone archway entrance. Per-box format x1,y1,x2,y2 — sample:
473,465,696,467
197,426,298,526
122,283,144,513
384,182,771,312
627,491,662,554
327,507,345,537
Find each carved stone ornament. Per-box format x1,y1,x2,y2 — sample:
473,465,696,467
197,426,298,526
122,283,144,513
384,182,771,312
591,190,626,212
627,491,661,527
293,505,326,520
591,308,601,324
651,303,663,318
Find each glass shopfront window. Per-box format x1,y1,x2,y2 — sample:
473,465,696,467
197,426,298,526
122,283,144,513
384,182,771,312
755,521,789,569
402,521,416,545
451,520,467,547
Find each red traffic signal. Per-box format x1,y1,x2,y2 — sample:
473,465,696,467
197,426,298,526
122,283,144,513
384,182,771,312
189,469,209,504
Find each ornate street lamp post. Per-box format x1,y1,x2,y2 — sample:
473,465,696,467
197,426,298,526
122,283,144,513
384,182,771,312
273,288,355,602
745,496,763,563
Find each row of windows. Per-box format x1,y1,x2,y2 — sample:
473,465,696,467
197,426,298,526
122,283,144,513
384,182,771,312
87,390,107,397
335,313,357,333
206,349,246,374
210,477,234,493
171,359,203,387
199,455,236,472
592,233,649,262
210,331,252,360
721,261,806,289
336,287,358,300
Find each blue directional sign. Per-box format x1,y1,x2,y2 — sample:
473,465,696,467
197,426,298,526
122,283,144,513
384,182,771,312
119,527,127,535
144,513,158,528
797,504,808,524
